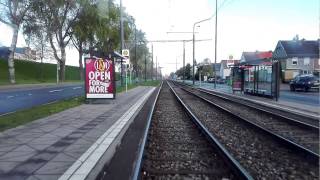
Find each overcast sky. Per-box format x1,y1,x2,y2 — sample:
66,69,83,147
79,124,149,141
0,0,318,75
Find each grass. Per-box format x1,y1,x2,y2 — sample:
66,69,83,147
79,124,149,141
0,59,81,85
0,80,161,132
0,97,84,132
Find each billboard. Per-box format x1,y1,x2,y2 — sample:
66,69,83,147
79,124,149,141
85,58,115,99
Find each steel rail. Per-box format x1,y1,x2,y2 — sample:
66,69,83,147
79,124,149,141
175,81,319,128
132,81,163,180
167,81,253,180
172,81,320,161
198,87,319,130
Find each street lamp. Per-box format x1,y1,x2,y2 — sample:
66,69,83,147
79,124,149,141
192,18,211,85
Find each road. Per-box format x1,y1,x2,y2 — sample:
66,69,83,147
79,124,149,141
0,84,84,115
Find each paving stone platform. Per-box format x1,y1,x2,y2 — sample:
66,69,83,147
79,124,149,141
0,86,154,180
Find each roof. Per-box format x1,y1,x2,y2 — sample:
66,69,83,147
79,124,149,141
241,51,273,62
212,63,221,71
275,40,319,58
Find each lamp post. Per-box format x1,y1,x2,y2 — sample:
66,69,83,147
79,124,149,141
192,17,211,85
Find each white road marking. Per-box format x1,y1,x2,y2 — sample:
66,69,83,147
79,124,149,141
7,96,14,98
28,93,32,96
49,89,63,93
72,87,82,90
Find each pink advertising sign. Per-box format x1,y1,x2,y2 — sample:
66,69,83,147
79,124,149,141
85,58,115,99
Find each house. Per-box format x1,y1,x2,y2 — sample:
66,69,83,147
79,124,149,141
273,39,319,82
219,59,240,79
240,51,273,65
212,63,221,77
0,46,36,61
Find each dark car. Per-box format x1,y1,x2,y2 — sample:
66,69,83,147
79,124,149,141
289,74,320,92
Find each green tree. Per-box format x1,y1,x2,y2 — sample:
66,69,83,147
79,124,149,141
29,0,82,82
71,0,98,80
0,0,32,84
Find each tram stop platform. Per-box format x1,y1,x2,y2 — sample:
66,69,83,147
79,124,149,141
200,87,319,119
0,86,157,180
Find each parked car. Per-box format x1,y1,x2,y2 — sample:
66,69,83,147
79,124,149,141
207,78,215,83
289,74,320,92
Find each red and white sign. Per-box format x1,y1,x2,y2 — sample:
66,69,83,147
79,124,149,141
85,58,115,99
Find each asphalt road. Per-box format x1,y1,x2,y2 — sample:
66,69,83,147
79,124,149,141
0,84,84,115
279,90,320,106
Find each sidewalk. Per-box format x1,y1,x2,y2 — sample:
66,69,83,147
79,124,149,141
0,86,155,180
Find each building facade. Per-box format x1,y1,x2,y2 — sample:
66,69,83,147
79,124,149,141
273,39,319,82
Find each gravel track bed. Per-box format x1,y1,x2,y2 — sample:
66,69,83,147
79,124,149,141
181,84,319,154
171,84,319,179
141,82,236,180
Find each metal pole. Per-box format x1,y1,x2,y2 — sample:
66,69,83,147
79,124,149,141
192,25,195,85
214,0,218,89
145,55,147,82
56,61,59,84
183,41,185,83
120,0,124,86
176,58,177,72
134,25,137,79
156,56,158,80
125,68,127,92
200,71,202,87
151,44,153,80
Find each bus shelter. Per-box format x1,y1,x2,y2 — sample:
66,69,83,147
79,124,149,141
231,60,280,100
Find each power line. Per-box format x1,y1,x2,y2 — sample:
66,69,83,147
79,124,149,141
124,39,212,43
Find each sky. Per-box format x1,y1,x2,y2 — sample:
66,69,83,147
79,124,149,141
0,0,319,76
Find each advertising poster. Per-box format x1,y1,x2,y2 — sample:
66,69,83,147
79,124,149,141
85,58,115,99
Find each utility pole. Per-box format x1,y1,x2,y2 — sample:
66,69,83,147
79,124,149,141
214,0,218,89
156,56,158,80
175,58,177,72
145,55,147,82
183,41,185,82
120,0,124,86
151,44,153,80
192,26,195,85
134,25,137,80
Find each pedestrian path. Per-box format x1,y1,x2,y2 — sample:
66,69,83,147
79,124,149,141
0,86,155,180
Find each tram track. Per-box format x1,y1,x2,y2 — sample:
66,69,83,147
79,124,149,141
169,81,319,179
133,81,251,180
172,81,319,155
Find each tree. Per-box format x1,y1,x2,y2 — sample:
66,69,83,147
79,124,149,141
23,21,53,81
71,1,98,80
176,63,191,79
30,0,81,81
0,0,32,83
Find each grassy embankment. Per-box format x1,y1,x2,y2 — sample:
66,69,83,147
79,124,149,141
0,59,81,85
0,80,161,132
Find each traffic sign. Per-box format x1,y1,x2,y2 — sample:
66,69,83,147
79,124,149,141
122,49,130,57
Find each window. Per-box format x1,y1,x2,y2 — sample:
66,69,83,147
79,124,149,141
304,57,310,65
292,57,298,65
